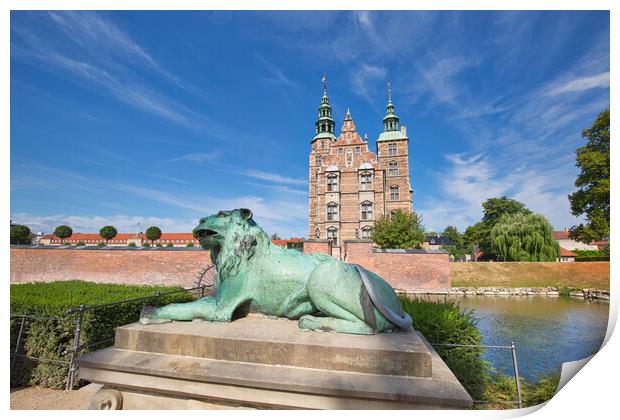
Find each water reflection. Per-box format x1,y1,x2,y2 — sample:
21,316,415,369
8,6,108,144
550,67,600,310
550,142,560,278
419,295,609,381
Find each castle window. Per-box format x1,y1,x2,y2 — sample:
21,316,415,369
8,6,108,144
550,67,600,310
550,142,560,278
390,185,400,201
321,140,325,149
338,147,343,155
355,146,361,154
360,201,374,221
360,171,373,190
388,143,397,156
327,227,338,246
327,202,338,221
361,226,372,239
326,174,338,192
389,161,399,176
346,149,353,165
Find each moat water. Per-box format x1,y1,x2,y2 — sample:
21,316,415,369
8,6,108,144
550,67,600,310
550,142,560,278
419,295,609,381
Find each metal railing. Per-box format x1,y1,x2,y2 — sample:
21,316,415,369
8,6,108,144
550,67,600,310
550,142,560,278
430,341,523,408
10,284,214,391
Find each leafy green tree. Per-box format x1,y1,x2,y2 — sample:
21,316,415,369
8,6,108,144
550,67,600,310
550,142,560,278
270,233,281,240
482,196,532,226
11,224,32,245
463,222,485,249
145,226,162,245
569,109,610,242
371,209,425,249
99,225,118,245
442,225,463,247
54,225,72,245
490,213,559,262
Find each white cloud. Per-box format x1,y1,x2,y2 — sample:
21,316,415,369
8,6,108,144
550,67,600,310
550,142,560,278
256,54,297,88
417,153,582,233
170,152,222,163
545,71,610,96
11,213,198,234
243,169,307,186
350,63,387,105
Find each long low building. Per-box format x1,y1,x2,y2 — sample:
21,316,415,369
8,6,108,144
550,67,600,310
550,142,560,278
39,233,200,247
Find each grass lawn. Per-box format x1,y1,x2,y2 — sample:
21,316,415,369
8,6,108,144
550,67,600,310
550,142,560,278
451,262,610,290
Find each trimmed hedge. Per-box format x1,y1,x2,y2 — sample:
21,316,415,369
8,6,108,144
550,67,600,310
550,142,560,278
400,296,490,400
10,280,193,389
575,256,610,262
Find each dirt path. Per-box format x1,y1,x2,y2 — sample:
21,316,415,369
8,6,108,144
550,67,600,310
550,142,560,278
10,384,100,410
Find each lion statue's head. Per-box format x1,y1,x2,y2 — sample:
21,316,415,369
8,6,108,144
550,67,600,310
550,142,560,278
193,208,269,279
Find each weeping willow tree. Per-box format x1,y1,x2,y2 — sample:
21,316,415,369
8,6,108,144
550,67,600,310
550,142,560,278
490,213,559,262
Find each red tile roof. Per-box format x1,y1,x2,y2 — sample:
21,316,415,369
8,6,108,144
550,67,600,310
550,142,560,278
552,230,570,240
42,232,199,242
559,247,577,257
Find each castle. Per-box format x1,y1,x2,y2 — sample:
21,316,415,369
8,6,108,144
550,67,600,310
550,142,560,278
308,78,413,258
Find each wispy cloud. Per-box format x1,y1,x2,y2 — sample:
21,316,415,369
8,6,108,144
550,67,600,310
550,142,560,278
243,169,307,186
256,54,297,88
10,12,228,138
12,213,198,234
350,63,386,106
170,152,222,163
544,71,610,96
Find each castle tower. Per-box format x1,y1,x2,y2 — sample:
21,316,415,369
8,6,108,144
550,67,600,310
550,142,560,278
308,79,413,259
376,82,413,215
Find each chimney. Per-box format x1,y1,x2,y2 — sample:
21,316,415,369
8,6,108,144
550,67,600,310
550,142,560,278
401,125,407,136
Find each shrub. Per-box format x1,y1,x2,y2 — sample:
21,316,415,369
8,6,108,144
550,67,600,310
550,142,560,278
523,372,560,406
399,296,489,400
11,224,32,245
186,242,195,247
75,241,86,246
156,243,163,247
10,281,193,389
143,243,151,248
127,242,136,247
97,241,106,247
166,242,174,247
575,256,609,262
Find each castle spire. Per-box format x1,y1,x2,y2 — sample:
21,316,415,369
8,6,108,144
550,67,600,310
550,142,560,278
313,75,336,141
383,81,400,132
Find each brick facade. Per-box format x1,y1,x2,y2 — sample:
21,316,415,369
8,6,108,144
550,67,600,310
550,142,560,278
308,90,413,260
343,241,450,291
10,248,211,287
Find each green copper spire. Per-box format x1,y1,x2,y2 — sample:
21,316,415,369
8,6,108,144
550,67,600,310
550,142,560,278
314,75,336,140
383,81,400,132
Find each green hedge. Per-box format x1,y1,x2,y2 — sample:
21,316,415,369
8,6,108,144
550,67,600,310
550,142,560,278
10,280,193,389
400,296,490,400
575,256,610,262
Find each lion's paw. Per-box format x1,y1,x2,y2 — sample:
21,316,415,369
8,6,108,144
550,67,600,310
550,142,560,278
139,306,172,325
298,315,321,331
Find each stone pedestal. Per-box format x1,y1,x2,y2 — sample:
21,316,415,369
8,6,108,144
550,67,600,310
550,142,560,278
76,315,472,409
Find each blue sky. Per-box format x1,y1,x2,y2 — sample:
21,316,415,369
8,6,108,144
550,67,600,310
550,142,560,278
10,11,610,238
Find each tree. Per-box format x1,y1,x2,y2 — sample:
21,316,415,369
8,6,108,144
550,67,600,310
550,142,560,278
569,109,610,242
99,225,118,245
442,225,463,247
371,209,425,249
54,225,72,245
441,226,469,260
490,213,559,262
463,222,485,249
271,233,281,240
478,197,532,255
11,224,32,245
145,226,162,245
482,196,531,226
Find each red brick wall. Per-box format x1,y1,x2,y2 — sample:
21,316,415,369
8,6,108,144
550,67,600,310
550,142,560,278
302,240,332,255
343,241,450,291
10,248,212,287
